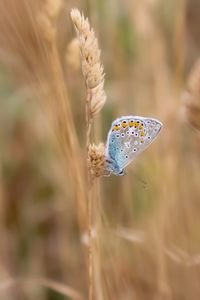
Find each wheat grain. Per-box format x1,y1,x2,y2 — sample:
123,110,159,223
88,143,107,179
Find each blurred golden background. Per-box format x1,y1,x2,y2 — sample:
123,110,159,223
1,0,200,299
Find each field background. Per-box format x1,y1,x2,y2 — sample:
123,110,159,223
1,0,200,299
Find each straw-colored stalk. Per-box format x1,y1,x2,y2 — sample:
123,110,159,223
36,1,88,231
71,8,106,300
37,0,63,43
65,38,81,71
0,0,88,298
183,59,200,131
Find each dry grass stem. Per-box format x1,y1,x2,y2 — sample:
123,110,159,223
183,59,200,130
0,0,87,229
0,277,85,300
65,38,81,71
37,0,63,43
70,8,107,300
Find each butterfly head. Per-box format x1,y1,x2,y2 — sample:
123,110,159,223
118,169,126,176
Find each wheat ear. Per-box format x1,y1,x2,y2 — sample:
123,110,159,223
70,8,106,300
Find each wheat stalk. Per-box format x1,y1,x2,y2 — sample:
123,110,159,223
65,38,81,71
0,0,88,250
183,58,200,130
70,8,107,300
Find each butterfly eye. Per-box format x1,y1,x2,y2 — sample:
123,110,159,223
119,170,124,176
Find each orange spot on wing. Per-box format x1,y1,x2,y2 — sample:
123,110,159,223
122,121,127,128
112,125,120,131
140,131,145,137
129,120,134,127
133,121,140,127
139,124,144,130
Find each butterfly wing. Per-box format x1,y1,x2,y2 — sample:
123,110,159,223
106,116,163,172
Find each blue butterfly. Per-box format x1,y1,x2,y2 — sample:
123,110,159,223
105,116,163,176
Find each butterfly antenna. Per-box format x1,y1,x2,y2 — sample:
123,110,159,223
132,170,148,189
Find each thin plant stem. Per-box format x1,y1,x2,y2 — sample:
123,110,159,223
88,187,93,300
86,89,93,152
70,9,106,299
86,87,94,300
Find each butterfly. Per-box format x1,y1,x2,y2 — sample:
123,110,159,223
105,116,163,176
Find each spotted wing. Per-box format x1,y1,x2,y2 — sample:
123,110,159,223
106,116,163,171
